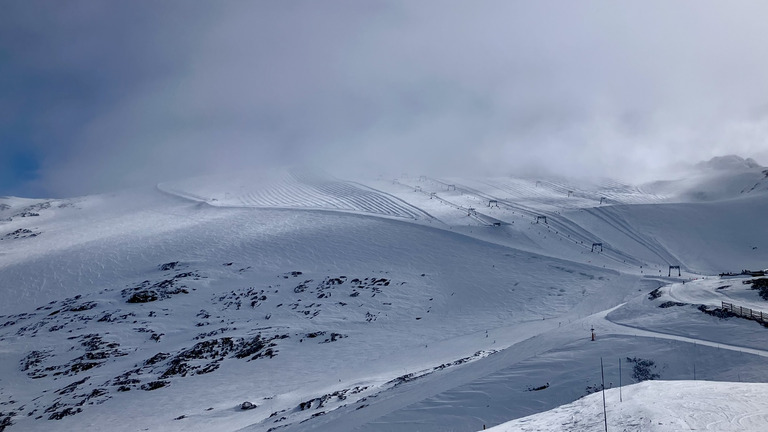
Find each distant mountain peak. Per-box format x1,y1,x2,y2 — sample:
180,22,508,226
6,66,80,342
696,155,763,170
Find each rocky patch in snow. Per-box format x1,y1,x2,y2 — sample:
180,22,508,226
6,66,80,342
1,228,41,240
744,278,768,300
0,262,427,429
121,265,201,303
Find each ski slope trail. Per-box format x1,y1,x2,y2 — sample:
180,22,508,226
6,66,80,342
571,199,768,274
579,205,681,267
392,177,658,271
158,170,433,221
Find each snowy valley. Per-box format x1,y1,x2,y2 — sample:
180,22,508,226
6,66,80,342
1,156,768,432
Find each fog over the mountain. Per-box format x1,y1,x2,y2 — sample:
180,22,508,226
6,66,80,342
2,0,768,197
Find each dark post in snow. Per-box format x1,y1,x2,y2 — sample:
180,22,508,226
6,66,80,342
601,358,608,432
591,326,596,341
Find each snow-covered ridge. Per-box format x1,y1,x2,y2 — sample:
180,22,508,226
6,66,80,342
695,154,763,171
644,155,768,202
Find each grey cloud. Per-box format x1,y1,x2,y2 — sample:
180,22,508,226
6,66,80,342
4,0,768,196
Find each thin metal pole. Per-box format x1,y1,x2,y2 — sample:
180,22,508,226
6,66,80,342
601,357,608,432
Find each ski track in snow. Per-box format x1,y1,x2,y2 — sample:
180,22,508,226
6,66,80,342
157,171,433,221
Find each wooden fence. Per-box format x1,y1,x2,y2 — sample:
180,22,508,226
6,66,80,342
721,301,768,324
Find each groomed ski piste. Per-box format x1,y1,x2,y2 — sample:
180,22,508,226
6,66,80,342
1,155,767,431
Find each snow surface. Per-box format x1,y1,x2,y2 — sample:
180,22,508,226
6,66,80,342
1,158,767,431
486,380,768,431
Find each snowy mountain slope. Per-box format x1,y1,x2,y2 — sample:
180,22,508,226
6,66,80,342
0,188,628,432
155,159,768,277
571,198,768,274
486,380,768,432
2,160,768,432
360,168,768,276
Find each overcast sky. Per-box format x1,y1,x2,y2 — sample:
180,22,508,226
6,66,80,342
2,0,768,197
